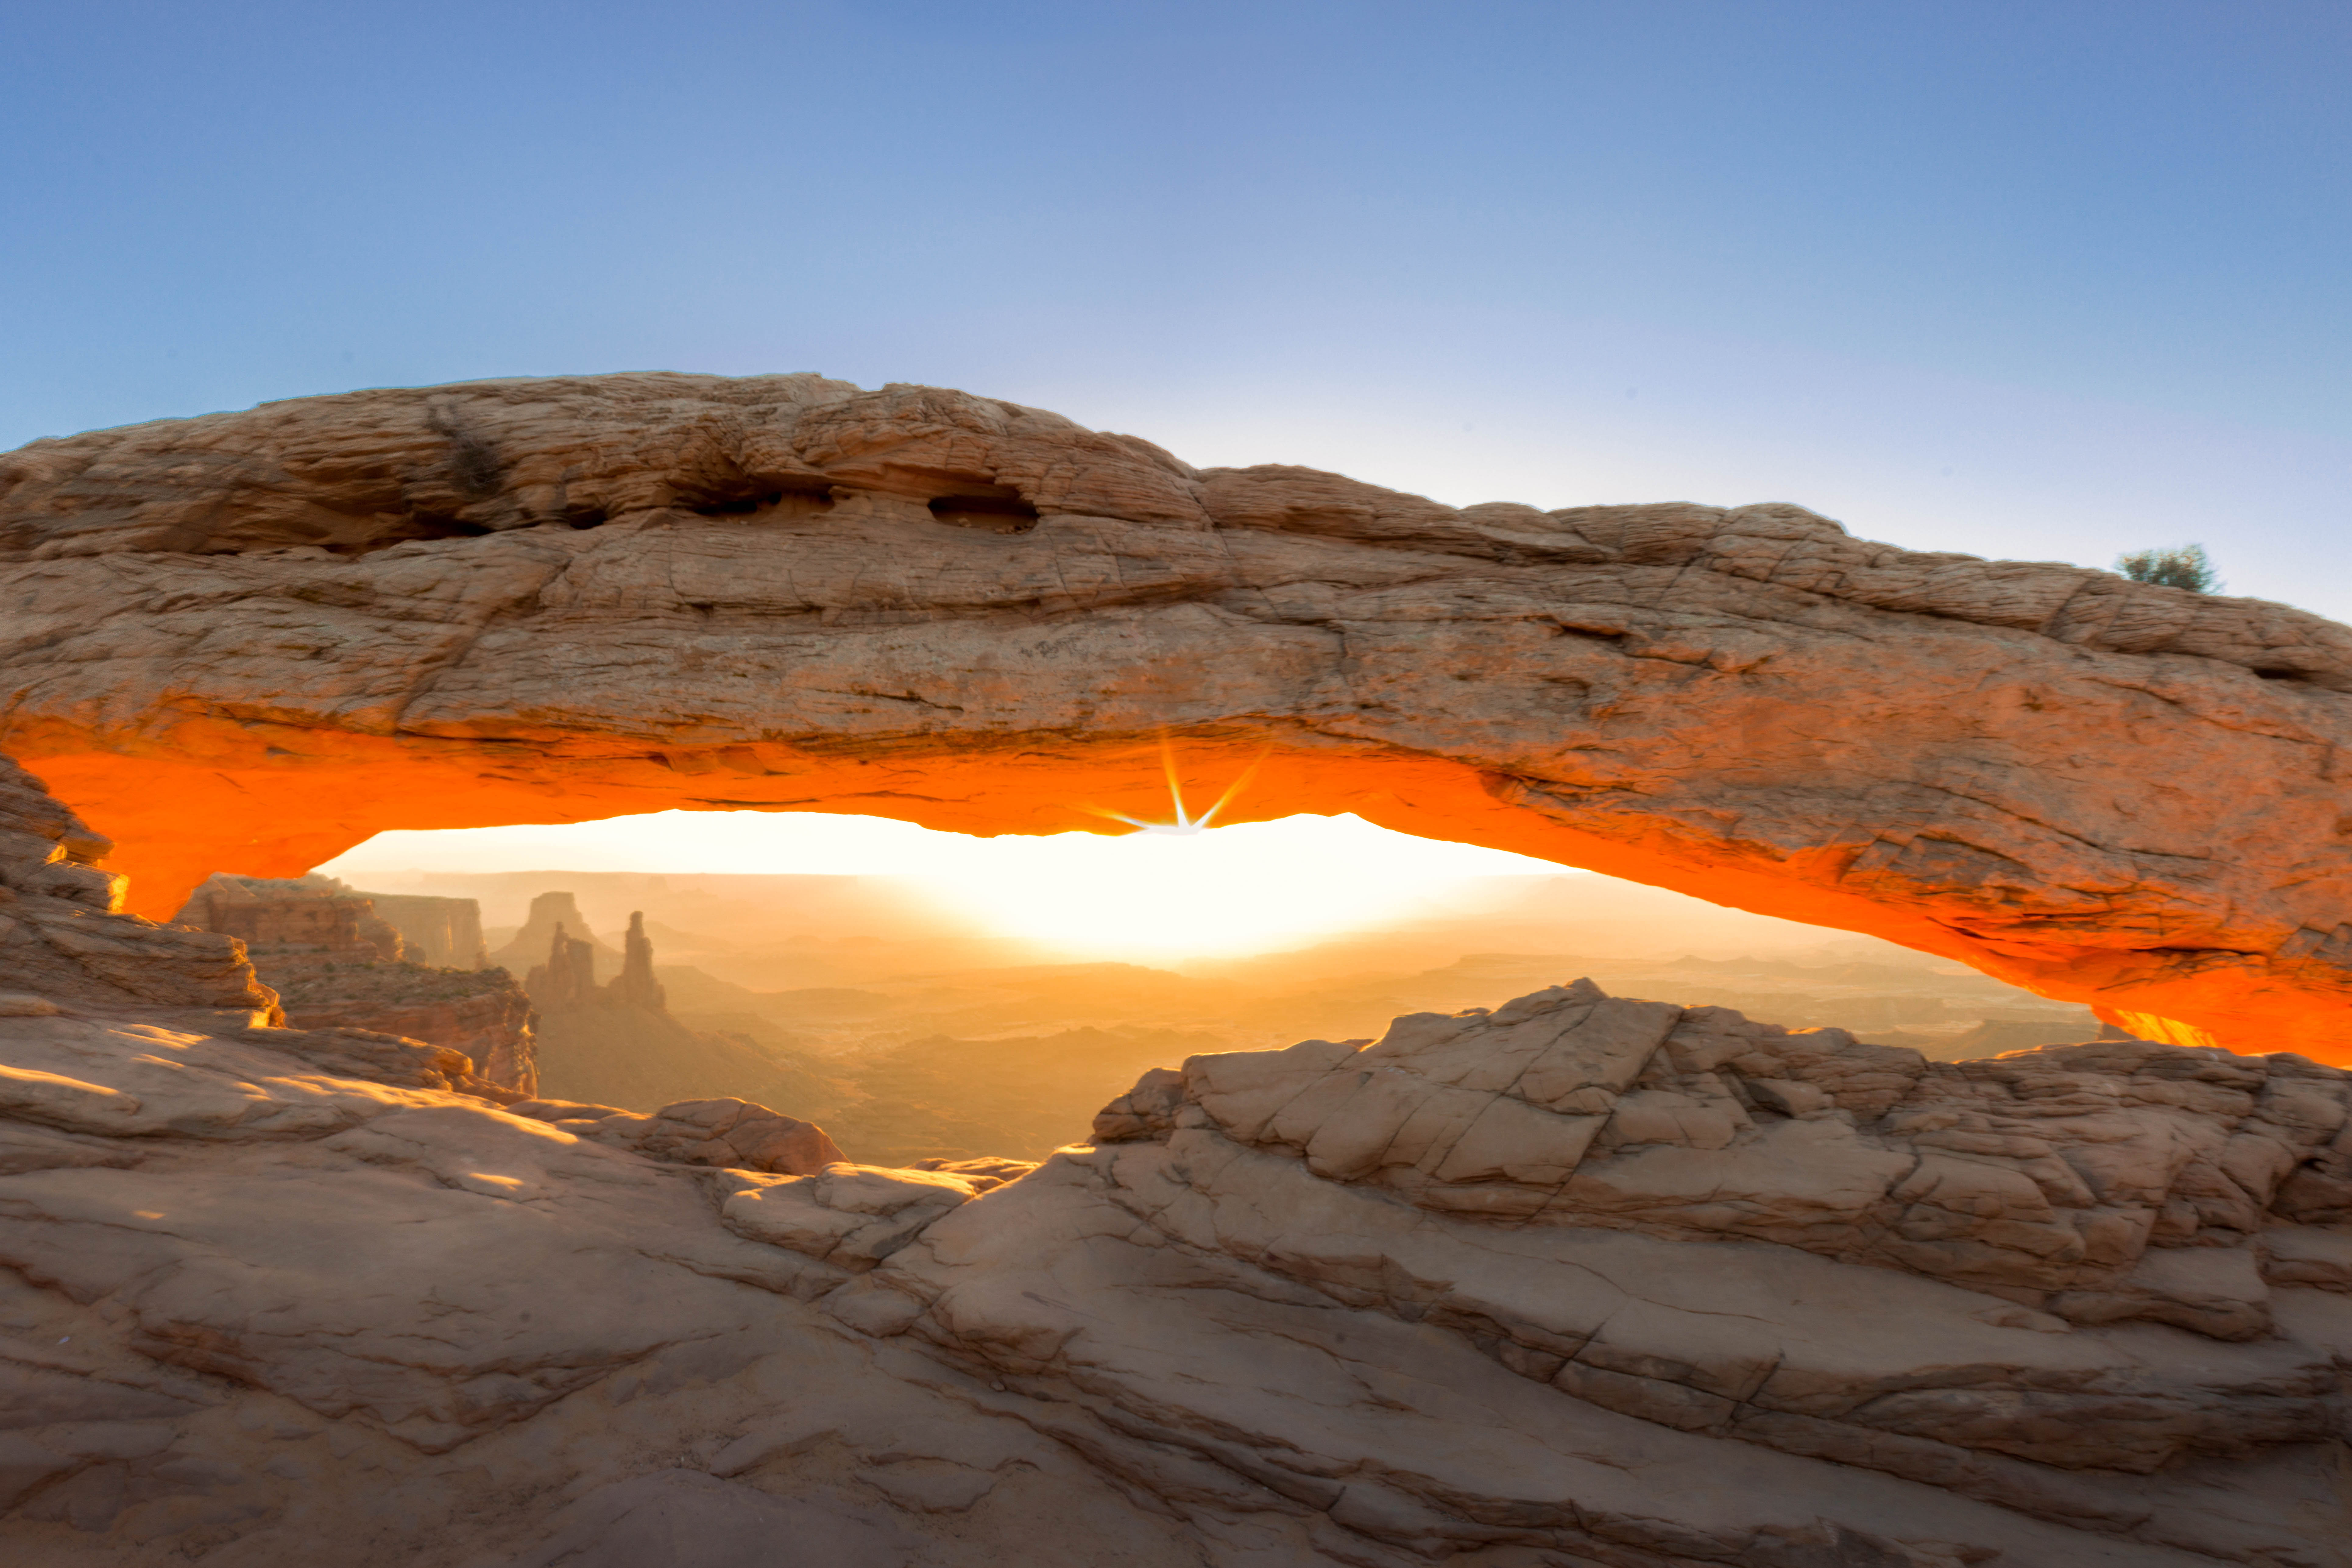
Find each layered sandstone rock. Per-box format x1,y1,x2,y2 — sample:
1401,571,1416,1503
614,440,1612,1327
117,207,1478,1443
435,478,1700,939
2,376,2349,1058
1089,984,2352,1344
0,759,2346,1566
176,873,536,1095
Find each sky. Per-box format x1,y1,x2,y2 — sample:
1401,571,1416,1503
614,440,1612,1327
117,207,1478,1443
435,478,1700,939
12,1,2350,936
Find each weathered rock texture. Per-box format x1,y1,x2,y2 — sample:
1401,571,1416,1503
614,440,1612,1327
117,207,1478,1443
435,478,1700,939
507,1094,848,1177
0,757,272,1032
2,373,2348,1056
0,749,2346,1565
176,873,536,1095
1091,985,2352,1345
0,763,529,1107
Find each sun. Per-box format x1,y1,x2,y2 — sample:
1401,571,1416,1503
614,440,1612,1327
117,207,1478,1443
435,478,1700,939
316,808,1567,963
312,725,1565,961
923,745,1511,957
917,817,1507,958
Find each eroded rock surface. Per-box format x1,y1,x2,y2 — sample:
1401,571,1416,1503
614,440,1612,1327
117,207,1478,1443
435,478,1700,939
0,764,2346,1566
4,375,2350,1057
1095,983,2352,1342
177,873,536,1094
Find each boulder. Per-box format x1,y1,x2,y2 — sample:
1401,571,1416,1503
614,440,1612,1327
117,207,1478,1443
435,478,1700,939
507,1094,847,1176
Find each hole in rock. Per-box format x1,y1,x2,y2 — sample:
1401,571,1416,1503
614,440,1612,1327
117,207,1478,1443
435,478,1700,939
317,512,496,555
258,806,2100,1169
689,485,836,519
2253,667,2304,682
928,490,1039,531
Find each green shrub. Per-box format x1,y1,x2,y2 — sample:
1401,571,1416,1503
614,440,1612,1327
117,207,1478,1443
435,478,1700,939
2115,543,2219,593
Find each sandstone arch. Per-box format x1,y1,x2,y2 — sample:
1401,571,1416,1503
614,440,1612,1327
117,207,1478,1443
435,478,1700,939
3,373,2350,1060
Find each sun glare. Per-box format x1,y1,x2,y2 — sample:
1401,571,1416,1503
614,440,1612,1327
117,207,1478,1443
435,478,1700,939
316,810,1569,960
918,816,1543,957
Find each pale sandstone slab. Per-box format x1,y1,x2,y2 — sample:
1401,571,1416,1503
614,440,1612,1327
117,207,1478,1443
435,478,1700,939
0,763,2343,1565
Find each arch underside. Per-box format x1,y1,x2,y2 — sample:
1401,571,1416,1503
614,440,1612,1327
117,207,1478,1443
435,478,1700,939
3,373,2349,1060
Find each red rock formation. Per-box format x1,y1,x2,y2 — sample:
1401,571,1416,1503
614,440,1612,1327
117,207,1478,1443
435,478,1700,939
4,375,2350,1059
176,873,537,1095
0,757,516,1103
0,755,271,1027
0,754,2345,1564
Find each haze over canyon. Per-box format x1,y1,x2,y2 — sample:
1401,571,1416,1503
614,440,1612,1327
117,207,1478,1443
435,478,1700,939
0,375,2346,1566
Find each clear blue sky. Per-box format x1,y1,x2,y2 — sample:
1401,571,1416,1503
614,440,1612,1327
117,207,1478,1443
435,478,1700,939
7,1,2348,614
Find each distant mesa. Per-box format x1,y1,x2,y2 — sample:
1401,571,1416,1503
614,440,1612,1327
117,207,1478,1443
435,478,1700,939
492,890,622,981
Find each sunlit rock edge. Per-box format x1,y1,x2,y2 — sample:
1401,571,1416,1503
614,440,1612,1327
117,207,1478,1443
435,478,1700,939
0,754,2347,1567
9,372,2352,1061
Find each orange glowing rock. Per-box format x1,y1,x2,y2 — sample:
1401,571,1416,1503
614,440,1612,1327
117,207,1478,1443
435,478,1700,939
5,373,2350,1060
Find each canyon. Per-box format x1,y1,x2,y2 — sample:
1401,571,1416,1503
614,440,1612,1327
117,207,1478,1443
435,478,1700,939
0,750,2347,1565
2,375,2350,1057
175,873,535,1095
1,377,2349,1564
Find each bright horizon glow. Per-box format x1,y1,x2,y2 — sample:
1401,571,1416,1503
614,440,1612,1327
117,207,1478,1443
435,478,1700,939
317,810,1577,960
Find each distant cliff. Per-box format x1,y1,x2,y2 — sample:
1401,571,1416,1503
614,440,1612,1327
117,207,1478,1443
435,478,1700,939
177,874,537,1095
366,891,488,969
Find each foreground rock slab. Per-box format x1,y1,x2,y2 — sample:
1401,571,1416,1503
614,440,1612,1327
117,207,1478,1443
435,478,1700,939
0,752,2344,1567
5,375,2352,1056
4,986,2348,1566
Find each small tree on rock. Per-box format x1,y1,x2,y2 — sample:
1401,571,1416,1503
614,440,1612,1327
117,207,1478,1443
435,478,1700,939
2115,543,2220,593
